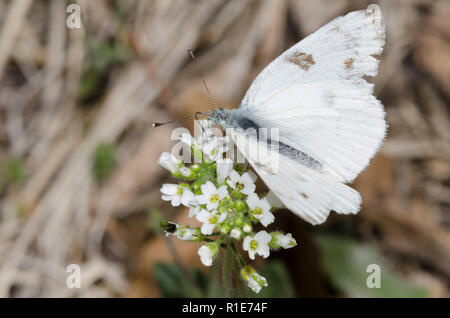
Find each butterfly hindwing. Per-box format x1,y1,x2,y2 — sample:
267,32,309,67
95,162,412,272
229,130,361,225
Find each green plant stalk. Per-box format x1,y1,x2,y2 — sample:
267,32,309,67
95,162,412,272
230,241,247,297
230,241,246,268
222,241,235,297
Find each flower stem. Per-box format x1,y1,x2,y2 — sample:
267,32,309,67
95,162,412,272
230,241,246,267
222,241,235,297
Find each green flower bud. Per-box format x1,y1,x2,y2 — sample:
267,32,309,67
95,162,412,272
269,232,297,249
192,180,203,193
191,164,201,172
234,215,244,227
232,189,245,199
220,224,231,235
234,199,246,212
217,206,227,214
240,265,267,294
230,228,242,239
243,223,252,233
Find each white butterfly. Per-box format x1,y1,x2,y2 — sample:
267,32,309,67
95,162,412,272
209,4,386,225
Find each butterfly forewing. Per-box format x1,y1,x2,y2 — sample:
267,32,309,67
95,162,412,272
231,5,386,224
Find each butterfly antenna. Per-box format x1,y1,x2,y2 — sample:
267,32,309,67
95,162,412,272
152,112,207,128
187,49,219,110
152,113,195,127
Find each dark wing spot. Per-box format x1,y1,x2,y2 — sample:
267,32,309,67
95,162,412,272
365,4,380,17
299,192,308,199
254,162,275,175
286,52,315,71
371,53,382,61
344,58,355,70
373,33,385,42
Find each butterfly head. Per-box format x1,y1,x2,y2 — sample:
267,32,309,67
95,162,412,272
208,108,231,128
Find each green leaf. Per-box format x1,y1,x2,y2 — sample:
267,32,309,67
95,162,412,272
92,143,116,182
153,263,204,298
315,234,428,298
77,40,132,102
0,157,25,193
6,158,25,184
250,260,296,298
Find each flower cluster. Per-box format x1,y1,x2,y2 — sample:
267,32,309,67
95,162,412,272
158,120,297,294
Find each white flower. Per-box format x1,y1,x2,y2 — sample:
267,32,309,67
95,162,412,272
179,167,192,178
240,266,268,294
246,193,274,227
179,132,212,155
227,170,256,195
179,127,229,161
197,181,228,210
157,152,180,173
179,132,196,147
201,136,230,161
242,223,252,233
243,231,272,260
173,226,202,241
230,228,242,239
188,206,201,218
160,184,197,207
272,233,297,249
216,158,233,184
198,243,218,267
196,209,227,235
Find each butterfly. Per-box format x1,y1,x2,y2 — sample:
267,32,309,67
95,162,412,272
208,4,386,225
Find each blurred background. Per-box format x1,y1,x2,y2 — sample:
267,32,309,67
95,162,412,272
0,0,449,297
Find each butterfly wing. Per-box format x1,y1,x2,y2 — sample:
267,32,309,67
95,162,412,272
229,129,361,225
240,4,386,183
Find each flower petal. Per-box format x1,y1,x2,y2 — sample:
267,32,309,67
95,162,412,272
241,183,256,195
246,193,259,210
243,236,252,251
260,212,275,227
201,223,215,235
217,159,233,183
160,184,177,195
260,198,271,212
201,181,216,196
196,209,210,223
229,170,240,182
198,246,213,267
255,230,272,244
217,185,228,199
258,244,270,258
240,172,254,185
217,212,227,223
206,201,219,211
